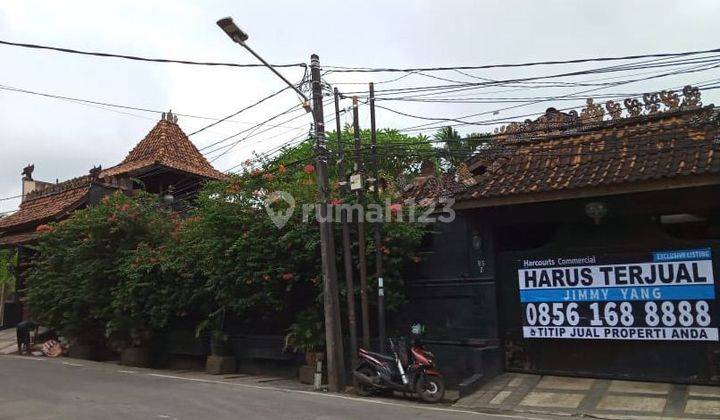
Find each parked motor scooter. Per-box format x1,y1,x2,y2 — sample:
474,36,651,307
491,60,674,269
353,324,445,403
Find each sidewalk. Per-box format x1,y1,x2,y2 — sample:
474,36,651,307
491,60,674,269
455,372,720,419
0,327,17,354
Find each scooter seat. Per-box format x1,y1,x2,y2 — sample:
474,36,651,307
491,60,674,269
359,348,395,364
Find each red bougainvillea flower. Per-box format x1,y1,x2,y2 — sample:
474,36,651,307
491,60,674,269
35,224,54,233
303,164,316,174
329,198,343,206
250,169,263,177
226,182,243,194
243,159,252,166
389,203,402,215
108,213,118,222
262,173,275,182
277,164,286,174
282,272,294,282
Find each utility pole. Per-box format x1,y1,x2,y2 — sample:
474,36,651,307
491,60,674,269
334,88,358,369
352,96,371,349
310,54,345,392
369,82,386,352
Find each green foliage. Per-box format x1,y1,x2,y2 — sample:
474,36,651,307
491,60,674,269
0,249,16,291
435,126,491,168
284,308,325,353
25,191,203,346
179,130,430,331
25,127,431,347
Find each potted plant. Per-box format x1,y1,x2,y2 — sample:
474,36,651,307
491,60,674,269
197,307,236,374
66,329,102,360
107,323,152,368
284,309,325,384
209,330,233,357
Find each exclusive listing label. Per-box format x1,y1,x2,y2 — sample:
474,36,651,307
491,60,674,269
517,248,718,341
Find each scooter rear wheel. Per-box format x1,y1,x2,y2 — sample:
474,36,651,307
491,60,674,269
355,365,377,397
415,374,445,403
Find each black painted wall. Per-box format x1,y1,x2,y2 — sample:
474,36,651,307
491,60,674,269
492,186,720,384
393,213,502,388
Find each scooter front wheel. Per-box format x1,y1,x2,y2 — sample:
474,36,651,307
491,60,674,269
415,374,445,403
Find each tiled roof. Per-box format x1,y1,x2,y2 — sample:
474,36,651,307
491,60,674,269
0,182,91,232
402,172,466,206
458,106,720,203
101,112,227,180
0,113,226,237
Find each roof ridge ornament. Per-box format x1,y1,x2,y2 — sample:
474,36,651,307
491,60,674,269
22,164,34,181
161,109,179,124
89,165,102,180
580,98,604,123
494,85,703,137
681,85,702,109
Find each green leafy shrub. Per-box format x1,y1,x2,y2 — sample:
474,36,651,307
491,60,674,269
25,191,203,347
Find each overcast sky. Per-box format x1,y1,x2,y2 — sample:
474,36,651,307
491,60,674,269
2,0,720,214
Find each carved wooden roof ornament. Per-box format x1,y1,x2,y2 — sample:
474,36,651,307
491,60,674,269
161,110,179,124
681,85,702,109
22,164,34,180
660,90,680,110
494,85,703,138
580,98,604,123
89,165,102,179
624,98,643,117
605,101,622,120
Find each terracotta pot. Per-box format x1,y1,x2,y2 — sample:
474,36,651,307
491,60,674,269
305,351,324,367
120,347,150,367
210,335,233,357
68,344,94,360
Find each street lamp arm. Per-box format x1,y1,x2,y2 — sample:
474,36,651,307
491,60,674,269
240,42,311,105
216,17,311,113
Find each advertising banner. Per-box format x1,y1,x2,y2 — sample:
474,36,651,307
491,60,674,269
519,248,718,341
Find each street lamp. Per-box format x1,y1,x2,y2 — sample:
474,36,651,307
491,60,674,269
214,17,346,392
216,17,312,113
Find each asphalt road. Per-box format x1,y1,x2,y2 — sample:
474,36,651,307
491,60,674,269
0,356,544,420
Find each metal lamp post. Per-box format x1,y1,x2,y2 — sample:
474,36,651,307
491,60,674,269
215,17,346,391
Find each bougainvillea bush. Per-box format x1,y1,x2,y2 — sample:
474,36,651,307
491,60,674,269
182,134,430,334
25,130,433,347
25,191,203,347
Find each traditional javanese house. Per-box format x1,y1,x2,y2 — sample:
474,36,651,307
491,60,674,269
0,111,225,323
400,86,720,393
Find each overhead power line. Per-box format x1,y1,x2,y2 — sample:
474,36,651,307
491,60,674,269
325,47,720,73
0,83,302,131
0,194,22,202
0,40,306,69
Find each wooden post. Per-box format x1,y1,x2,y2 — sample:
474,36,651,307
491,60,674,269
310,54,345,391
352,96,371,349
334,88,359,368
369,82,386,352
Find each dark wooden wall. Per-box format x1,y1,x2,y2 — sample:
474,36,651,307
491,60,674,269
492,185,720,384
